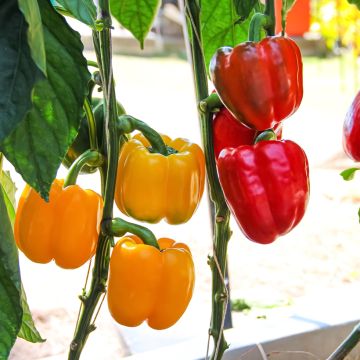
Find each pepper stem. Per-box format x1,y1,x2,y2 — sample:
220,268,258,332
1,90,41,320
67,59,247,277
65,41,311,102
64,150,104,187
199,92,223,114
248,0,276,42
254,129,277,144
117,115,168,156
102,217,160,250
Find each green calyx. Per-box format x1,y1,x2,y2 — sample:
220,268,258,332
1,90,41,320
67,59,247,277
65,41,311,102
199,92,223,114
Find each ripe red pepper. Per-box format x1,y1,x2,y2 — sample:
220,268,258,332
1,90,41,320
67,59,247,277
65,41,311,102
217,140,310,244
210,37,303,131
213,107,282,160
343,90,360,161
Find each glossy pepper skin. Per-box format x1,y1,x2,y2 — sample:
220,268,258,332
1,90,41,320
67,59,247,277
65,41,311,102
213,107,283,160
217,140,310,244
14,179,103,269
343,90,360,161
210,37,303,131
107,235,195,330
115,133,205,224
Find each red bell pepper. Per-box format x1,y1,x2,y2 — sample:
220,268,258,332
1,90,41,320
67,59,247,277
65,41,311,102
217,140,310,244
343,90,360,161
213,107,282,160
210,37,303,131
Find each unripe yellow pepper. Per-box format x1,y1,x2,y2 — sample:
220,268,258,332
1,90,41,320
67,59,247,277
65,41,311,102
115,133,205,224
107,235,195,330
14,179,103,269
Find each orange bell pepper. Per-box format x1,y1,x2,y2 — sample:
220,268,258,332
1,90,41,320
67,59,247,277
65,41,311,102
107,235,195,330
14,179,103,269
114,133,205,224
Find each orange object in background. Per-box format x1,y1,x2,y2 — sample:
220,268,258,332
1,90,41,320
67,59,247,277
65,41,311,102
275,0,311,36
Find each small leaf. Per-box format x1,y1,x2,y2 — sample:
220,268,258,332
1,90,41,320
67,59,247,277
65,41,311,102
0,0,44,142
358,208,360,223
18,284,45,343
0,190,22,358
0,171,17,226
56,0,97,28
348,0,360,10
233,0,258,20
18,0,47,75
110,0,161,48
0,0,91,199
201,0,251,75
340,168,360,181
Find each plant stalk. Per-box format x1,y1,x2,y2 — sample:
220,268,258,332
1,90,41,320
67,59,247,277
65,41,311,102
183,1,231,359
68,0,119,358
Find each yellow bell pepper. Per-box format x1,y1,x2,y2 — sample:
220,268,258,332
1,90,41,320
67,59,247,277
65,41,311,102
14,179,103,269
115,133,205,224
107,235,195,330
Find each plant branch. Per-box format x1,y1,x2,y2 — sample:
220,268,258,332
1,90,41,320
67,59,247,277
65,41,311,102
183,1,231,359
68,0,120,358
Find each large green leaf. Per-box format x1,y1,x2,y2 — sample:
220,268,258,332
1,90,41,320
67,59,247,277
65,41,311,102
0,0,44,142
0,170,17,226
201,0,250,75
56,0,97,28
17,284,45,343
110,0,161,48
18,0,47,75
0,190,22,359
0,0,91,200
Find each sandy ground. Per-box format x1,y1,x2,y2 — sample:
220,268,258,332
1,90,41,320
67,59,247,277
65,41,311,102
7,52,360,359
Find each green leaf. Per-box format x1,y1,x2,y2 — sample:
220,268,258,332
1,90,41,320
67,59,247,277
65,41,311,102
0,0,91,200
348,0,360,10
201,0,251,75
18,0,47,75
0,190,22,359
17,284,45,343
56,0,97,28
0,171,17,226
110,0,161,48
340,168,360,181
233,0,258,20
0,0,44,142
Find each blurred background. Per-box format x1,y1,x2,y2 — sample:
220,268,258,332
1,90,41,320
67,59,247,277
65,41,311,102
8,0,360,358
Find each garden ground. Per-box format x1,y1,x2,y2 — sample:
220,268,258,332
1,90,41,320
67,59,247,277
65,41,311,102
8,53,360,359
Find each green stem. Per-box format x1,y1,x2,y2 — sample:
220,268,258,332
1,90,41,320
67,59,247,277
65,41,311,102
0,152,3,176
87,60,99,68
199,92,223,114
64,150,104,187
117,115,168,156
184,1,231,359
327,322,360,360
68,1,120,358
102,218,160,249
248,0,275,42
83,98,98,150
